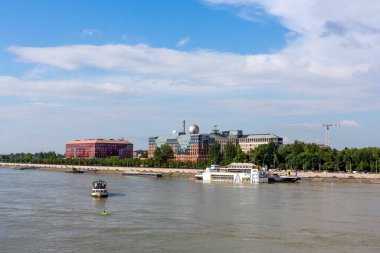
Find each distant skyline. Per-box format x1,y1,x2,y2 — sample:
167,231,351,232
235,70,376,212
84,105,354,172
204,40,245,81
1,0,380,154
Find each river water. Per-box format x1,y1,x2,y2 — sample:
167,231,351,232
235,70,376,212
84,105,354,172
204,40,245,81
1,168,380,253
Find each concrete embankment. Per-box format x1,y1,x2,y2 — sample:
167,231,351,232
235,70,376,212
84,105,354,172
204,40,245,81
2,163,380,183
0,162,199,177
297,171,380,184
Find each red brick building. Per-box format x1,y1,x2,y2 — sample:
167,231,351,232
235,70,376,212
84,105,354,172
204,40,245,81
66,139,133,159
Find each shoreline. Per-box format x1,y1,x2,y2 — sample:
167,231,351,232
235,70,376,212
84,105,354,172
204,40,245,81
0,162,200,177
1,162,380,183
296,171,380,184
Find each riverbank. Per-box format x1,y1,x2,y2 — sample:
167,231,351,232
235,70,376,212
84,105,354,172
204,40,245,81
296,171,380,184
0,162,200,177
2,162,380,183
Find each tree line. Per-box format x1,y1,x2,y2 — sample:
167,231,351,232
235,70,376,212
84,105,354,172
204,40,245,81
209,141,380,172
0,149,207,169
1,141,380,172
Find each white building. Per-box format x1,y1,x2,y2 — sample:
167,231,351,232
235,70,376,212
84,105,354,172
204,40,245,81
238,133,283,153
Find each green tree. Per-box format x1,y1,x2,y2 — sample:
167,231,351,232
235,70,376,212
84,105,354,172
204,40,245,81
233,144,247,163
161,144,174,161
153,147,163,166
209,142,221,165
249,142,279,168
140,151,148,158
153,144,174,166
222,142,236,165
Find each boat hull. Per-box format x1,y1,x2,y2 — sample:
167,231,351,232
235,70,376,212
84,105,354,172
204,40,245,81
91,192,108,198
268,176,301,183
194,173,203,180
65,168,84,173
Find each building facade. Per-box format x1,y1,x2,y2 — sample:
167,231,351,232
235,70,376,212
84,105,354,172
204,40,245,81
238,133,284,153
148,124,283,162
149,132,212,161
66,139,133,159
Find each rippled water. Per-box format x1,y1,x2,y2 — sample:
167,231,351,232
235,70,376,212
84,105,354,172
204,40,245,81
1,168,380,253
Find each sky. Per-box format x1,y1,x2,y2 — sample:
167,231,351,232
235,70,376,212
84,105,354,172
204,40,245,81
1,0,380,154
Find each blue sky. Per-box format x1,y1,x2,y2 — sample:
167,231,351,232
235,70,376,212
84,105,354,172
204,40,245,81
1,0,380,153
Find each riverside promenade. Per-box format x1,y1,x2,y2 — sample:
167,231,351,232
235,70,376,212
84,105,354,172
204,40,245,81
0,162,199,176
2,162,380,183
297,171,380,183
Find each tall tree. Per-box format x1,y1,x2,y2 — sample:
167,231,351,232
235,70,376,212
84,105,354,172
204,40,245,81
249,142,279,168
233,144,247,163
160,144,174,162
209,142,221,165
222,142,236,165
153,145,173,166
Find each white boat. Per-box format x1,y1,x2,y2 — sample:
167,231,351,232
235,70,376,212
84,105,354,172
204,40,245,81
194,172,203,180
197,163,268,184
91,179,108,197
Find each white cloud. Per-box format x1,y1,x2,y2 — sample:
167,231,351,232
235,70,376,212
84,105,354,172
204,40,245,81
80,29,103,36
3,0,380,152
176,37,190,47
0,74,219,101
0,76,125,99
4,0,380,120
203,0,380,69
284,123,321,131
6,39,380,116
338,120,360,128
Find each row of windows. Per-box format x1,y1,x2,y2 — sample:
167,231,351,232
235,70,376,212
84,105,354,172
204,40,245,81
238,138,278,143
68,147,132,151
240,144,260,147
95,144,132,147
69,144,132,147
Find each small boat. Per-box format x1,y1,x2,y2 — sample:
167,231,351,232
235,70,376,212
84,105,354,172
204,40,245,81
91,179,108,197
268,173,301,183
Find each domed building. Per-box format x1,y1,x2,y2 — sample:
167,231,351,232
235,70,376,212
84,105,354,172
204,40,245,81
188,124,199,134
148,121,283,162
148,121,211,161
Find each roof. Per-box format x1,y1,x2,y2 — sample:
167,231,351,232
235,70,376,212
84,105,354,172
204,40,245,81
244,133,281,139
67,139,132,145
228,162,259,167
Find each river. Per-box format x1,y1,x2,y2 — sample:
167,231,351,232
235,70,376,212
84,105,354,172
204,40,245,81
1,168,380,253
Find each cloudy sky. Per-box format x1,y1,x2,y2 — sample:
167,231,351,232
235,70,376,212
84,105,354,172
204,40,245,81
1,0,379,153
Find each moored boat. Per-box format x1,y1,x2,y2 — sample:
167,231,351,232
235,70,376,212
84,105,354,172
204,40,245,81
194,172,203,180
91,179,108,197
65,167,84,173
197,163,268,184
268,173,301,183
13,166,37,170
122,171,162,177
